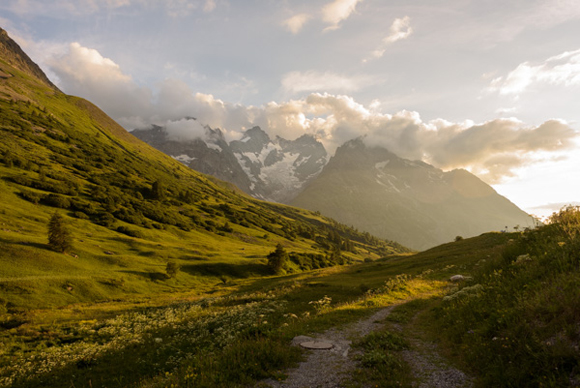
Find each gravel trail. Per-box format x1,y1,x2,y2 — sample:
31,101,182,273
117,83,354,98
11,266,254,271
258,304,473,388
261,306,395,388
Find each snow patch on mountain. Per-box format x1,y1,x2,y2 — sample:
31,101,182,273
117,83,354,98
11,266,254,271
173,154,196,163
375,160,390,169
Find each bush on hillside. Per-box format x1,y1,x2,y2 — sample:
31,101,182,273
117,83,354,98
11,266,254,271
48,211,73,253
267,244,289,275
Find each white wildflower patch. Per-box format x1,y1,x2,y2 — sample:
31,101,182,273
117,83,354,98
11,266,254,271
443,284,484,302
0,291,289,387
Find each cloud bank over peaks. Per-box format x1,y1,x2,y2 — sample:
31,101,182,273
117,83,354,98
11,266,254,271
46,42,578,185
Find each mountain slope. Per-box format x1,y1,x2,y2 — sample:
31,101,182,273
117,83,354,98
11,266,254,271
291,138,534,250
132,123,328,203
0,27,407,311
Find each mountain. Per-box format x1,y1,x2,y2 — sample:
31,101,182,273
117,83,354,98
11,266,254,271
0,28,59,92
131,121,255,194
0,27,407,311
290,138,535,250
132,123,328,203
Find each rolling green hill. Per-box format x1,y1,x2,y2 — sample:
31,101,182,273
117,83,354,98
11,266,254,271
0,27,408,312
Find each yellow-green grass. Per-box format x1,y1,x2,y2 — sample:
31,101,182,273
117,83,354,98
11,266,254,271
0,230,508,388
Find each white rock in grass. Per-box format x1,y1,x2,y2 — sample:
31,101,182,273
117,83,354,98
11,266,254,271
449,275,465,282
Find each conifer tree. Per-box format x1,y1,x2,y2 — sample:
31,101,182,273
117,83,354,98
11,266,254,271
166,261,180,278
151,179,165,201
267,243,289,274
48,211,72,253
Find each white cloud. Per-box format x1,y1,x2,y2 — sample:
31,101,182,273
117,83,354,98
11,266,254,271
487,48,580,97
281,71,373,94
383,16,413,44
367,16,413,60
283,13,312,34
47,42,153,121
165,118,208,141
321,0,362,31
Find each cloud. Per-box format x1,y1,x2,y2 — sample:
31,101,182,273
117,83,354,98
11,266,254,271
203,0,216,12
283,13,312,34
384,16,413,44
321,0,362,31
165,118,208,141
487,48,580,97
281,71,373,94
367,16,413,60
46,43,578,184
47,42,153,124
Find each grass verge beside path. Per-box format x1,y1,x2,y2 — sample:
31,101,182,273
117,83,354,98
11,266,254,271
1,232,512,388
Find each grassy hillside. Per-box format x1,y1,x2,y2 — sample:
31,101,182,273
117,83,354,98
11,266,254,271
430,206,580,387
0,228,510,388
0,32,409,315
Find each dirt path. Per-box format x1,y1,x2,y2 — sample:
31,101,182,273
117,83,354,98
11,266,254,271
401,336,473,388
258,304,472,388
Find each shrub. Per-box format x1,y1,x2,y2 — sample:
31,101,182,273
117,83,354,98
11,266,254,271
48,212,72,253
42,194,71,209
267,244,289,275
19,189,44,204
166,261,180,278
116,226,143,238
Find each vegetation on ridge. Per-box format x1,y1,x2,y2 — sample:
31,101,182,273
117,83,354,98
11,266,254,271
431,206,580,387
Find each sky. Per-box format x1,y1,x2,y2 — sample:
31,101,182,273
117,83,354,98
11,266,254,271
1,0,579,219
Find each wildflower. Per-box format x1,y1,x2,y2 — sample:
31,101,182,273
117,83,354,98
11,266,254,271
154,338,163,343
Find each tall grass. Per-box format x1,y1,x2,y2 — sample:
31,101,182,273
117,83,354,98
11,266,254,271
433,206,580,387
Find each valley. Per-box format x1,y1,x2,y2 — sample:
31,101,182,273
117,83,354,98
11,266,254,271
1,25,579,388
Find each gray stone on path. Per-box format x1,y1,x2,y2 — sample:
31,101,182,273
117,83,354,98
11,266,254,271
299,341,334,350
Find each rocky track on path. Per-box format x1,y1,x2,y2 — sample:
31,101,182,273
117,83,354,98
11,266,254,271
258,304,472,388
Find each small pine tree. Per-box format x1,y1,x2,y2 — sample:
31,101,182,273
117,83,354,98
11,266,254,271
151,179,165,201
48,212,72,253
267,243,289,275
166,261,180,278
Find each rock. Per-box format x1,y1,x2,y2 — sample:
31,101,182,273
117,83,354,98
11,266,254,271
449,275,465,282
300,341,334,350
291,335,314,346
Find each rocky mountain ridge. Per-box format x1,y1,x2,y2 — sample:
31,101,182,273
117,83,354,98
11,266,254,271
132,122,328,203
